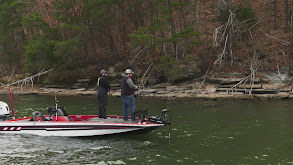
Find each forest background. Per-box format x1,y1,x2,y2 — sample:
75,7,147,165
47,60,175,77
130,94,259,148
0,0,292,87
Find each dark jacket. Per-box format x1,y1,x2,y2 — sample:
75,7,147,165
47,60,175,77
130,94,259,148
121,75,135,96
97,76,111,95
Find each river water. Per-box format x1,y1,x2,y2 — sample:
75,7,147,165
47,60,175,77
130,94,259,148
0,94,293,164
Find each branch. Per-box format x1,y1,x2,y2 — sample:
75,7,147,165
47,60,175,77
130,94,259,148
196,65,210,94
138,63,153,90
229,74,250,94
130,42,151,66
4,68,54,90
214,34,229,65
265,33,290,46
213,25,225,47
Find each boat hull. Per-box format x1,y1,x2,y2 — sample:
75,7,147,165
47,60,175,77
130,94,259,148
0,121,163,137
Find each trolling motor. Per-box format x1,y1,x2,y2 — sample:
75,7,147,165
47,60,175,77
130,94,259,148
133,109,171,140
149,109,171,124
149,109,171,140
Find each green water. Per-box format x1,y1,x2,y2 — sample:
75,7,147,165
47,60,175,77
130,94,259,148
0,94,293,164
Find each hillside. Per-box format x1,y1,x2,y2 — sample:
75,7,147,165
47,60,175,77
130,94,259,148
0,0,292,86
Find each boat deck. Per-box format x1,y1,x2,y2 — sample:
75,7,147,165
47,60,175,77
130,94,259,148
9,116,139,124
86,117,138,123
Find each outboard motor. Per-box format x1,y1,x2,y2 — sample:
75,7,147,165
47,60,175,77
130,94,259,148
0,101,10,121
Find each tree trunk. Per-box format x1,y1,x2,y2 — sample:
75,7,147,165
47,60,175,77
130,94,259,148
106,27,119,61
187,0,194,26
274,0,278,29
214,0,218,19
167,0,179,60
195,0,199,32
285,0,289,31
267,0,271,10
246,0,251,7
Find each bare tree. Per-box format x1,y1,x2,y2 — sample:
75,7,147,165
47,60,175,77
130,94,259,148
213,1,236,66
1,69,54,90
213,0,258,67
274,0,278,29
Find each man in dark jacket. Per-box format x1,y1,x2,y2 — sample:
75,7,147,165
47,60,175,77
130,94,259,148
97,69,111,119
121,69,137,121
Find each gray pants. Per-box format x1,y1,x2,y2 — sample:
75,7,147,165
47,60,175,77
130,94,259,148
98,92,108,119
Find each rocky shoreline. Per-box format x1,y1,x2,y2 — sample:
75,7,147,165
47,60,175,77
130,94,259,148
1,69,293,100
0,81,292,100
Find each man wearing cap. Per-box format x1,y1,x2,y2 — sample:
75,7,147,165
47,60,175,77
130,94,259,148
121,69,138,121
97,69,111,119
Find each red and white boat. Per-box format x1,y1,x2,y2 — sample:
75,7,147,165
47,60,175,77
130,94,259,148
0,101,171,137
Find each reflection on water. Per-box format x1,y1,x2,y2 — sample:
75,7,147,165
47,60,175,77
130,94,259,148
0,95,293,164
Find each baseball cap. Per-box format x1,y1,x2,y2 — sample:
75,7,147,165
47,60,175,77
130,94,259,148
125,69,134,74
100,69,107,74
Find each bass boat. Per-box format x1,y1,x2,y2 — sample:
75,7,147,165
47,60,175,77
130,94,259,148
0,100,171,137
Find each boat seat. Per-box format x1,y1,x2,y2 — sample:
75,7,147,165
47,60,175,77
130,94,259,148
48,107,70,121
48,106,68,116
29,111,49,121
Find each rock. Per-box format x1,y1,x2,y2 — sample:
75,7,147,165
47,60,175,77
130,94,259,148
207,77,244,84
74,88,86,92
166,86,185,92
176,93,193,98
110,83,121,90
217,92,244,95
153,83,172,89
156,90,169,94
72,78,91,89
253,94,276,100
205,85,217,93
166,86,178,91
235,84,262,89
76,79,91,83
262,83,284,90
189,83,201,89
147,77,159,85
79,90,96,96
260,71,288,84
276,92,290,99
140,89,158,93
185,89,198,94
111,91,121,97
